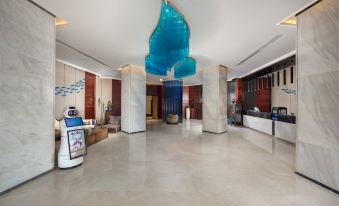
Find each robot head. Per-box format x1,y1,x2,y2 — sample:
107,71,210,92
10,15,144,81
64,106,79,118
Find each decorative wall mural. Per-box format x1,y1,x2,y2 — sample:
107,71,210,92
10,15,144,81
55,78,85,96
145,1,196,79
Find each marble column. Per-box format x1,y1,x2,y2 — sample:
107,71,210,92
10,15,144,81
121,65,146,133
202,66,228,133
296,0,339,191
0,0,55,193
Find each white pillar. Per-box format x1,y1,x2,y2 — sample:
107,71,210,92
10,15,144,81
202,66,228,133
121,65,146,133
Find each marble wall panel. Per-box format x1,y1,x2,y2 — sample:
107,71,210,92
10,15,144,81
0,0,55,193
296,0,339,191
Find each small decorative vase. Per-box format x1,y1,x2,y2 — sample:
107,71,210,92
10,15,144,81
186,107,190,120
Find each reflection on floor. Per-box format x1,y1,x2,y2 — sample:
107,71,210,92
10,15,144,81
1,120,338,206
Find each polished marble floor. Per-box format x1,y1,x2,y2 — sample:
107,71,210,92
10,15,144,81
1,120,339,206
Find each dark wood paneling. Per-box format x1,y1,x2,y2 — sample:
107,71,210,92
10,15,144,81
85,72,96,119
255,77,271,113
235,79,243,105
189,85,202,120
146,85,163,119
243,79,256,112
146,85,158,96
227,80,236,118
242,55,295,113
112,80,121,116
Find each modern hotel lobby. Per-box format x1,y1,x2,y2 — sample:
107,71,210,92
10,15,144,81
0,0,339,205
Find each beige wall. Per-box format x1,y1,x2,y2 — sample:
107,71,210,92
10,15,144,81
152,96,158,119
96,77,112,123
55,61,85,120
146,96,152,115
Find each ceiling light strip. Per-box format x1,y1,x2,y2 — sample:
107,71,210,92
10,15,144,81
295,0,322,16
56,39,113,69
236,35,284,67
239,50,296,79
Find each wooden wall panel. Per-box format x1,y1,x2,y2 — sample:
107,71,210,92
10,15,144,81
112,80,121,116
145,85,163,119
189,85,202,119
235,79,243,105
85,72,96,119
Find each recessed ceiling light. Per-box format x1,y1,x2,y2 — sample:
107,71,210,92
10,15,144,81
279,16,297,26
55,17,68,26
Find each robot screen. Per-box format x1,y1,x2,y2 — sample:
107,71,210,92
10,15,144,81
65,117,83,128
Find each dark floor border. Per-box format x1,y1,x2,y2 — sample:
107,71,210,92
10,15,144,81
121,130,146,135
0,168,55,196
295,172,339,195
295,0,322,16
58,163,83,170
203,130,227,134
27,0,56,17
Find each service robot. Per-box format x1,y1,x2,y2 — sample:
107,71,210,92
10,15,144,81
58,106,87,169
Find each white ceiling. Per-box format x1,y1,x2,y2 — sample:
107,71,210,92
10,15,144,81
35,0,315,85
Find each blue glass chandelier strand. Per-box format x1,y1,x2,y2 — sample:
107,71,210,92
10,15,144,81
145,1,196,78
174,57,196,79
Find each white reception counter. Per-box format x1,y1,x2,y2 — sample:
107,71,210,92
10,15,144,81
243,114,296,143
243,115,273,135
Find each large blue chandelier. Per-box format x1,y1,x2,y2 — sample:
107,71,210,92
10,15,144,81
145,0,196,79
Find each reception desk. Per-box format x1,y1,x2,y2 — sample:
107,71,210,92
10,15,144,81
243,115,273,135
274,121,296,143
243,111,296,143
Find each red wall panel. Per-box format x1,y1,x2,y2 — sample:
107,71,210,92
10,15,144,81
112,79,121,116
235,79,243,105
255,77,271,113
85,72,96,119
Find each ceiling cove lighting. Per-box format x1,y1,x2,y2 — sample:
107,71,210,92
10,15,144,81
145,0,196,79
279,16,297,26
55,17,68,26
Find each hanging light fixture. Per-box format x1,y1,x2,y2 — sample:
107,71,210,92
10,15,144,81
145,0,196,79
